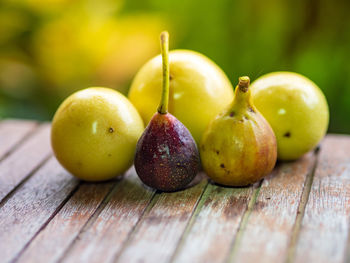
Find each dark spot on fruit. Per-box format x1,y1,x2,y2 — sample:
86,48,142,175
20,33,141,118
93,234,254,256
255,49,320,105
108,153,112,157
216,150,220,155
109,127,114,133
244,116,249,120
229,111,235,117
220,163,225,168
248,106,255,113
284,131,291,138
239,119,244,123
169,74,173,80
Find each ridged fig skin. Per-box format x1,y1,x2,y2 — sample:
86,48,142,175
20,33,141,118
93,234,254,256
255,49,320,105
135,112,200,192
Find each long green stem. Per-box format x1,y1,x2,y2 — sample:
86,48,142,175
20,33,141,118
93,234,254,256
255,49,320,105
157,31,170,114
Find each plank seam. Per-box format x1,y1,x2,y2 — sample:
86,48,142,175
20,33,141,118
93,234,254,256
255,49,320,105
284,148,320,263
169,180,210,263
0,122,39,163
0,154,52,207
55,179,123,263
225,180,263,263
112,191,160,263
10,181,81,263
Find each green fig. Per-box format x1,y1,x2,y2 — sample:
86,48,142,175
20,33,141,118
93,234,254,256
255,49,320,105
200,76,277,186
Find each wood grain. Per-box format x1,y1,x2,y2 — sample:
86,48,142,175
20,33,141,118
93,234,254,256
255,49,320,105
228,152,317,263
0,157,78,263
15,181,115,263
115,176,208,263
0,124,52,202
293,135,350,263
0,122,349,263
172,182,254,263
0,119,38,160
61,167,155,263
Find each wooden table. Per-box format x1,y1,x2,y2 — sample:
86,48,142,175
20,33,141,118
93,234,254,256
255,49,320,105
0,119,349,263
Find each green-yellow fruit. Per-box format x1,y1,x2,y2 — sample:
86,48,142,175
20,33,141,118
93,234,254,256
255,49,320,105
251,72,329,160
200,77,277,186
51,87,144,181
128,50,234,144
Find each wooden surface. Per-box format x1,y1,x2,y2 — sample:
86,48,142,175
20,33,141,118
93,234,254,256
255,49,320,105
0,119,349,263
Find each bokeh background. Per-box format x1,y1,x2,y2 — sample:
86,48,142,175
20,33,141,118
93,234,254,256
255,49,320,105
1,0,349,133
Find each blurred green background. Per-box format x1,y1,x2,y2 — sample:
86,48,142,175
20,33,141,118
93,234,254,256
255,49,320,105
1,0,349,133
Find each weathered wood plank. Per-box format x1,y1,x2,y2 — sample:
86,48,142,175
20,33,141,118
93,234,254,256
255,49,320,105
0,119,38,160
61,168,155,263
0,157,78,263
115,176,208,263
227,152,317,263
0,124,51,202
0,130,347,263
172,183,254,263
15,181,115,263
293,135,350,263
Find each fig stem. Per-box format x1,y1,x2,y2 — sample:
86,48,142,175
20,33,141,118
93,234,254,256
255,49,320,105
158,31,170,114
229,76,253,114
238,76,250,92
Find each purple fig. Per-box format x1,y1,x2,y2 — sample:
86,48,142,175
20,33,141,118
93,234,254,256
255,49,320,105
134,31,200,191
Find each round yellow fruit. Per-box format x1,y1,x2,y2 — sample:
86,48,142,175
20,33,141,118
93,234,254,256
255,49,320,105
251,72,329,160
51,87,144,181
128,50,234,144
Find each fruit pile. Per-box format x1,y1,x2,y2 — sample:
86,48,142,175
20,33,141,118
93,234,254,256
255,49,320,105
51,31,329,191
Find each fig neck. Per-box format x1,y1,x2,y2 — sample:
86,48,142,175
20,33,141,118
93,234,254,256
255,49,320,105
229,76,254,114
